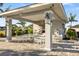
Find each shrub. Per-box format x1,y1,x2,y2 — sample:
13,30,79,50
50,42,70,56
66,29,76,40
12,24,24,36
15,28,23,36
24,29,28,34
12,24,17,36
28,27,33,34
0,31,5,37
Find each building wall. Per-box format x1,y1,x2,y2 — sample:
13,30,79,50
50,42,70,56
71,28,79,32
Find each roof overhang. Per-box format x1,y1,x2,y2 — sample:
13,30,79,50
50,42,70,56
0,3,67,23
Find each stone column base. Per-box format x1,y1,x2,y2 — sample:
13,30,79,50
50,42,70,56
5,40,10,42
44,48,52,51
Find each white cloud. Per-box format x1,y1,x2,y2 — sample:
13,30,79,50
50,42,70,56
63,3,70,5
63,3,76,7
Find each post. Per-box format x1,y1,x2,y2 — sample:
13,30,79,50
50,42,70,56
44,10,54,51
6,17,12,42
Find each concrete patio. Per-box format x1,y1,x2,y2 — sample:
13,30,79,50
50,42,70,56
0,35,79,56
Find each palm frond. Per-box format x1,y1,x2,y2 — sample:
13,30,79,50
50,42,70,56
0,9,4,12
5,5,11,12
0,3,3,7
68,13,77,22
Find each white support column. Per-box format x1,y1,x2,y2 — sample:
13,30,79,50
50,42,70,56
6,17,12,42
44,10,55,51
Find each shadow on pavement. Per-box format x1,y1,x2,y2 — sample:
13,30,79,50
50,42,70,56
0,49,47,56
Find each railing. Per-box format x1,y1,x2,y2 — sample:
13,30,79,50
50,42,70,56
32,33,45,48
33,33,45,44
12,34,45,44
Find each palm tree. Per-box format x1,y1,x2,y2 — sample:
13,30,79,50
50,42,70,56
68,13,77,28
17,20,27,33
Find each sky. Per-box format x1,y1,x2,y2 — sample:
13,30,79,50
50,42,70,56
63,3,79,28
0,3,79,27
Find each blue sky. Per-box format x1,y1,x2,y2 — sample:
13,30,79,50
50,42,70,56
63,3,79,27
0,3,79,27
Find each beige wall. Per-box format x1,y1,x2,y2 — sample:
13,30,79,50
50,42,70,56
33,24,43,34
33,20,44,34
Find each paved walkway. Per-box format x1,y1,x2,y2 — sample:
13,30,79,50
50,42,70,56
0,36,79,56
0,41,79,56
